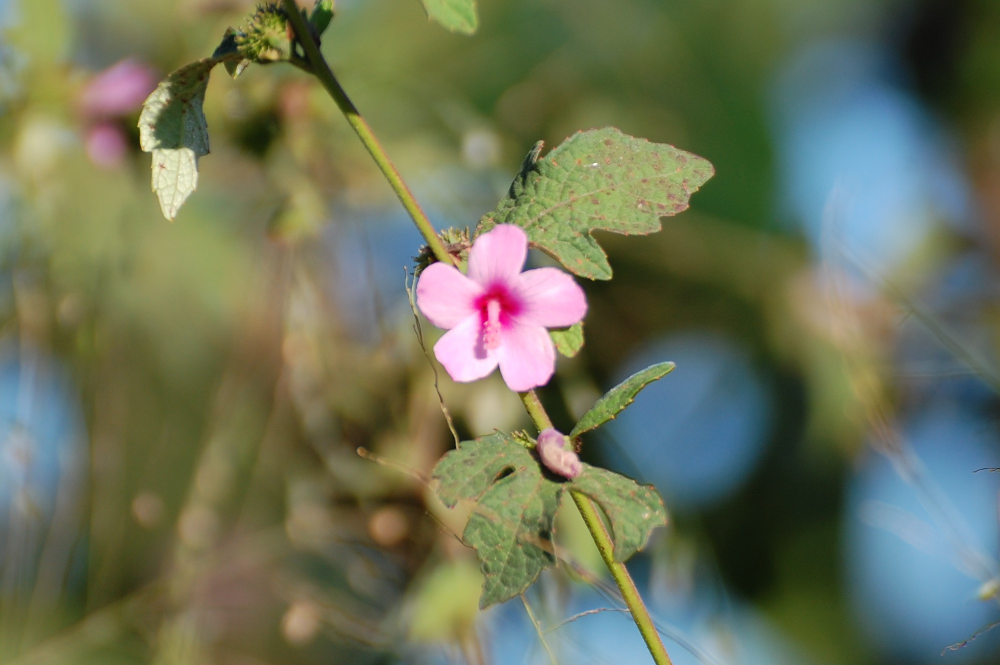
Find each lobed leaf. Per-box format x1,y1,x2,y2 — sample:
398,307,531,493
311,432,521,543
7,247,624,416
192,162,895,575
571,466,668,562
433,433,562,607
420,0,478,35
479,127,714,280
433,430,670,606
569,361,675,438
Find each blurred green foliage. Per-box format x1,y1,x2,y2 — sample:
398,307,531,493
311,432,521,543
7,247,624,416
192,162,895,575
1,0,999,664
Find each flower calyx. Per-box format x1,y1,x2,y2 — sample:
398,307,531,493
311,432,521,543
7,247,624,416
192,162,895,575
414,227,471,273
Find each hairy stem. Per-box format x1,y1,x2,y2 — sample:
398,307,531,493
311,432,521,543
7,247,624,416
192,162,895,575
280,0,454,266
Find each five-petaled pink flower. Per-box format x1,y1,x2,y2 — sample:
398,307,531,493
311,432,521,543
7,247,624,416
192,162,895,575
416,225,587,392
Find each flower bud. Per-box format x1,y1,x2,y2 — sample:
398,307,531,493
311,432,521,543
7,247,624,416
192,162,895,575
536,428,582,479
236,3,293,64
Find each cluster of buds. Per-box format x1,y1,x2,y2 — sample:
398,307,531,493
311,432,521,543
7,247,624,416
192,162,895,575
234,3,295,64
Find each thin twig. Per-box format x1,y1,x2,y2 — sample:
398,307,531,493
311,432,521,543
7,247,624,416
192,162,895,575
521,593,560,665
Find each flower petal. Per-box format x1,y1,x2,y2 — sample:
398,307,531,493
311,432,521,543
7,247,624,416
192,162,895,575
433,316,499,383
468,225,528,286
514,267,588,328
494,320,556,392
416,262,482,329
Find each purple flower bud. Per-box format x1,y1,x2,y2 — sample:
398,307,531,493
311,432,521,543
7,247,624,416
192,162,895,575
536,428,582,479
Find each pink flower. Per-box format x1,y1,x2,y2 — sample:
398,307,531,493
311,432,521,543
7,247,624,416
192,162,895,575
416,225,587,392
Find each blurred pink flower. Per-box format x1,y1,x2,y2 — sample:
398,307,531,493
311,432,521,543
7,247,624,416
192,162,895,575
79,59,157,117
85,121,127,168
416,224,587,392
78,59,157,169
536,428,582,479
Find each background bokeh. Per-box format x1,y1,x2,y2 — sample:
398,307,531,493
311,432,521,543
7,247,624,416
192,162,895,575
2,0,1000,663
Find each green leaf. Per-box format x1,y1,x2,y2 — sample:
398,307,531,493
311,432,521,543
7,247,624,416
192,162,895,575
138,58,217,220
309,0,335,36
433,431,668,603
420,0,478,35
551,321,584,358
569,362,675,438
214,29,251,78
432,433,563,607
146,148,201,222
571,466,667,562
479,127,714,280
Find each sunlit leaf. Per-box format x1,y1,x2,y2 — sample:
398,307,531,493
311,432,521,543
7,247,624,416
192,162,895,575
420,0,478,35
479,127,714,279
551,321,584,358
138,59,217,220
569,361,675,438
147,148,200,223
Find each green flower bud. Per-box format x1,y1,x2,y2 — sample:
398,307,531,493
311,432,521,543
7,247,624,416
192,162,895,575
235,3,293,64
414,227,471,272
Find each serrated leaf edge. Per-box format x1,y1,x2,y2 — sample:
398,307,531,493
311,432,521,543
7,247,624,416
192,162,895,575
571,466,668,561
569,361,675,438
479,127,715,279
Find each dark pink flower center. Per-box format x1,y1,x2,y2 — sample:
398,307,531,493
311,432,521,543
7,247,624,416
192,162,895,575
475,283,521,351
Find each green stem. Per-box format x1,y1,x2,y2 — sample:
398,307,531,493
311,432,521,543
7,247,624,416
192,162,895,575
571,492,673,665
519,390,554,430
280,0,454,266
521,394,672,665
281,4,670,662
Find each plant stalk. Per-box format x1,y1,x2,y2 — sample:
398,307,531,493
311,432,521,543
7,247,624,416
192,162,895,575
284,4,672,661
281,0,454,266
519,390,554,430
571,491,673,665
521,392,672,664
